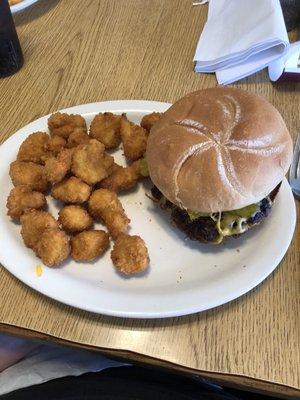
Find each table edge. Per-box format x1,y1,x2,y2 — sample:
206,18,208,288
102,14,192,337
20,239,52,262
0,323,299,399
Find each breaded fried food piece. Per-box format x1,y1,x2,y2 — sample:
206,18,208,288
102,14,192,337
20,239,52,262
67,128,90,148
71,139,113,185
36,228,70,267
88,189,130,239
140,112,162,133
48,135,66,155
102,153,115,173
48,112,87,139
20,210,59,250
71,230,109,261
44,148,73,183
51,177,91,203
120,115,148,161
58,205,93,232
9,161,48,192
111,234,149,274
89,112,122,149
6,186,46,221
100,160,141,193
104,212,130,240
17,132,51,164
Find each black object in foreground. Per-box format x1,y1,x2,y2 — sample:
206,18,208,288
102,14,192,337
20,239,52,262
0,0,24,78
0,365,280,400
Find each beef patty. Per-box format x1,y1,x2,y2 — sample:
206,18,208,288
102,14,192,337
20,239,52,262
151,184,281,244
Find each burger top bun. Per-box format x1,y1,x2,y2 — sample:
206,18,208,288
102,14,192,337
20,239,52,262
146,87,293,213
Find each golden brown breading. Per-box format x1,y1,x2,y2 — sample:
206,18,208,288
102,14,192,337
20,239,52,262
17,132,51,164
140,112,162,133
6,186,46,221
9,161,48,192
120,115,148,161
111,234,149,274
104,211,130,240
88,189,130,239
71,139,113,185
20,210,59,250
48,135,66,155
88,188,125,216
51,177,91,203
67,128,90,148
36,228,70,267
48,112,87,139
58,205,93,232
44,148,73,183
102,153,115,173
100,160,141,193
71,230,109,261
89,112,122,149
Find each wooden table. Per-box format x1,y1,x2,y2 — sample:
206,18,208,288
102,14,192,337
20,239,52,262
0,1,299,398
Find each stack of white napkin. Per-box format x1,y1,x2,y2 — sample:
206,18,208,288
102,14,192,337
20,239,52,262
194,0,295,84
0,339,127,395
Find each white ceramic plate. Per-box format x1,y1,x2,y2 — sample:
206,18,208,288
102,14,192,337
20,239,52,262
10,0,39,14
0,101,296,318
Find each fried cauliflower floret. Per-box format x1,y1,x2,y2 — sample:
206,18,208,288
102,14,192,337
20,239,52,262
88,189,130,239
17,132,51,164
44,148,73,183
102,153,115,172
58,205,93,232
48,112,87,139
67,128,90,148
36,228,70,267
9,161,48,192
120,115,148,161
71,139,113,185
51,177,91,204
104,212,131,240
6,186,46,221
47,135,66,155
20,210,59,250
100,160,141,193
140,112,162,133
89,112,122,149
111,234,149,275
71,230,109,261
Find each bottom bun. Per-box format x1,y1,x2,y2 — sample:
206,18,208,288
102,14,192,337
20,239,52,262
151,184,281,244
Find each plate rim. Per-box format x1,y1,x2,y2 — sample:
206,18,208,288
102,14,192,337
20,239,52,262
0,100,296,319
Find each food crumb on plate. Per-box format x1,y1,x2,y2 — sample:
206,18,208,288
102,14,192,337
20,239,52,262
176,271,183,283
236,249,240,253
35,264,43,277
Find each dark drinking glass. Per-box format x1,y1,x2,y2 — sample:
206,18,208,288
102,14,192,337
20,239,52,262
0,0,24,78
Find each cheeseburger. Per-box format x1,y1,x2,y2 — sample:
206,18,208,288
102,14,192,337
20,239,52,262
146,87,293,244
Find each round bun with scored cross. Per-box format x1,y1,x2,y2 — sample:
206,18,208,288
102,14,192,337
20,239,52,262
146,87,293,243
147,87,292,212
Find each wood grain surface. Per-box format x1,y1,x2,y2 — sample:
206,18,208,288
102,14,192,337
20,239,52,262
0,0,299,397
